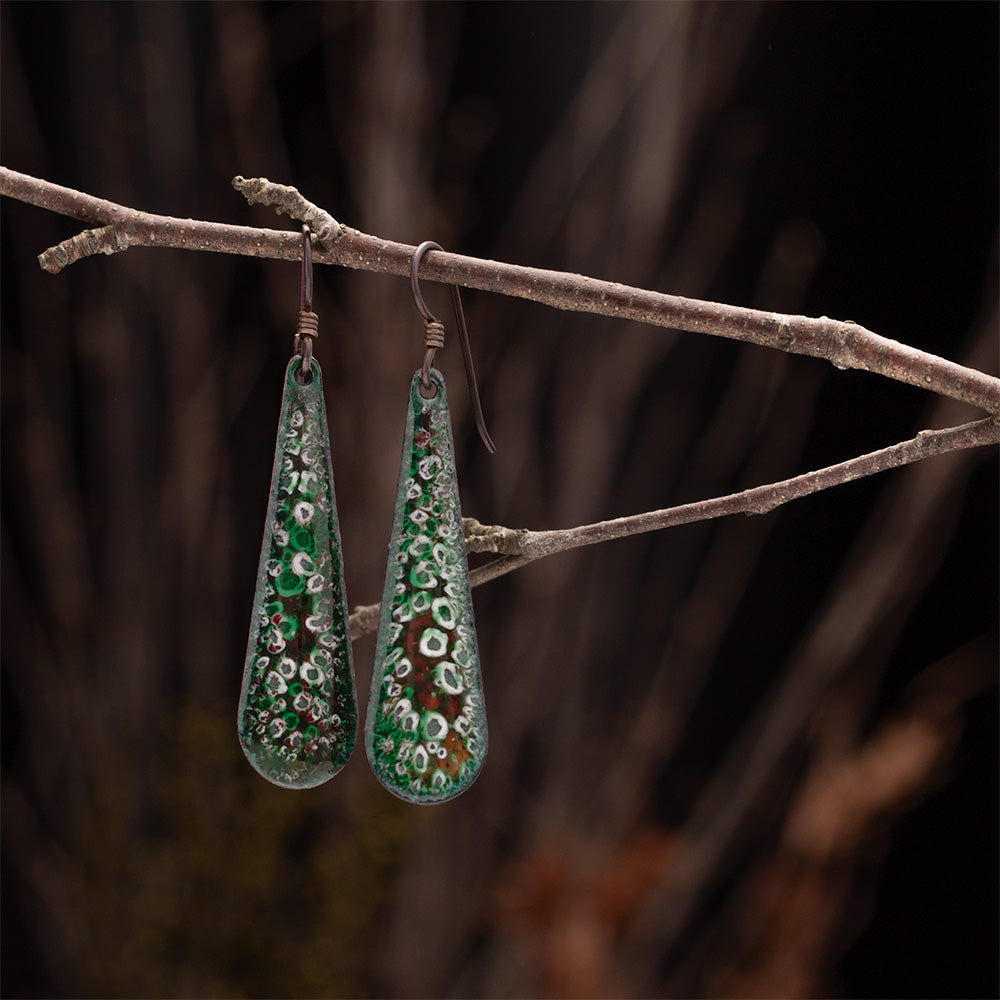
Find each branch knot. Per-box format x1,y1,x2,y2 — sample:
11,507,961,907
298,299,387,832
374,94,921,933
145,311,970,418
232,175,341,248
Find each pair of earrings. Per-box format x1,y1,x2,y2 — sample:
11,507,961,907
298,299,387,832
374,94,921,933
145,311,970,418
237,231,491,804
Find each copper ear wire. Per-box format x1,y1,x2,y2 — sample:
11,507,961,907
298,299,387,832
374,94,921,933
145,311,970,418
410,241,495,454
294,225,318,381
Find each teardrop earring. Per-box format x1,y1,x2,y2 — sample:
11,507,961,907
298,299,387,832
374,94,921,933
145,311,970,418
238,226,357,788
365,241,494,804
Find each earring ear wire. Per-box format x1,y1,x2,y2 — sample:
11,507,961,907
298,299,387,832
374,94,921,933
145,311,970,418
410,241,496,454
294,225,318,380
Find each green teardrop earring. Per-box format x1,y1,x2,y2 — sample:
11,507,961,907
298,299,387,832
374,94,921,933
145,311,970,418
238,226,357,788
365,241,495,804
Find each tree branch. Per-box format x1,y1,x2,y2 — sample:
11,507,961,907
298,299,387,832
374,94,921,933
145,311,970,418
345,417,998,637
3,168,996,640
2,167,998,414
464,416,1000,558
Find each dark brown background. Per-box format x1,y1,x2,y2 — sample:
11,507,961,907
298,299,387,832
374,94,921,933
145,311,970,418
2,3,997,997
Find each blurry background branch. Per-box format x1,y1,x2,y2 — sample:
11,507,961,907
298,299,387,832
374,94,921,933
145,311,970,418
2,5,995,998
3,165,998,414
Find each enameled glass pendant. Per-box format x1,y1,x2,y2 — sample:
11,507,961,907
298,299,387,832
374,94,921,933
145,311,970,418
365,369,487,803
238,357,357,787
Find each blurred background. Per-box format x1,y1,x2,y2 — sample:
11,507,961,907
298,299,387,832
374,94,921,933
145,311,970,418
2,3,997,997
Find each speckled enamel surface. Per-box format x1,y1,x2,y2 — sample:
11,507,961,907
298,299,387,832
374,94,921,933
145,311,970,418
238,358,356,788
365,369,487,803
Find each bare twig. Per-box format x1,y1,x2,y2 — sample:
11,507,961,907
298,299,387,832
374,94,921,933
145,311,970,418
345,416,998,636
2,167,998,414
464,416,998,561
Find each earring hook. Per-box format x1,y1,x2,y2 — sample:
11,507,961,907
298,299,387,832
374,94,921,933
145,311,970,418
294,225,318,380
411,241,495,454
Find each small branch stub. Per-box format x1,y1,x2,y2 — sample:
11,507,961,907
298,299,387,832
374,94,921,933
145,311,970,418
39,224,129,273
231,175,341,248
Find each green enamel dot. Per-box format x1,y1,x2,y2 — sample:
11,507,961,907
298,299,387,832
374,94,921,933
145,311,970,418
420,711,448,741
412,745,429,773
290,551,314,576
419,628,448,658
275,570,304,597
431,597,456,629
434,661,463,694
408,534,431,558
290,523,315,552
393,595,414,622
409,562,437,589
301,663,324,685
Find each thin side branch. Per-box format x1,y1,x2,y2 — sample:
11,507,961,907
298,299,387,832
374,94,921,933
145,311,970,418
346,417,998,637
2,167,998,414
465,417,1000,561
